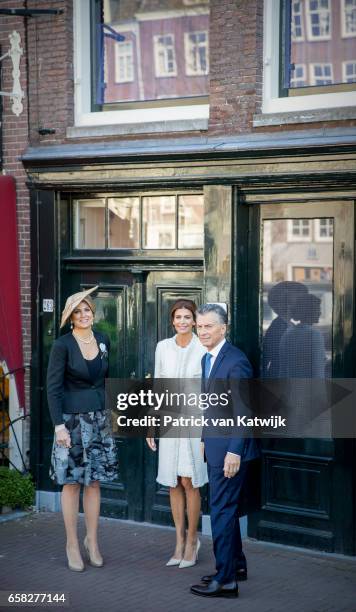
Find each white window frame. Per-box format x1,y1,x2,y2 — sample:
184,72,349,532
309,62,334,85
153,34,177,78
342,59,356,82
184,30,209,76
290,63,307,87
115,40,134,84
306,0,332,41
291,1,304,41
314,218,333,242
72,0,209,128
262,0,356,114
287,219,312,242
341,0,356,38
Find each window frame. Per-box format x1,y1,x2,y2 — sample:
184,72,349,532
114,40,135,84
184,30,209,76
314,218,334,242
309,62,334,86
71,191,204,254
72,0,209,129
153,34,178,78
341,0,356,38
305,0,332,42
342,59,356,82
291,1,305,41
287,219,312,242
262,0,356,114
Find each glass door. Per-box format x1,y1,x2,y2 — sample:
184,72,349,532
247,200,355,554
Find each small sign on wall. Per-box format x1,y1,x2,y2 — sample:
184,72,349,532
42,299,54,313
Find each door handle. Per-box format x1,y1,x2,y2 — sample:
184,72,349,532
145,373,152,378
130,370,136,378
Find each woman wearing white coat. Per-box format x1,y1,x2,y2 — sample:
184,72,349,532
146,299,207,568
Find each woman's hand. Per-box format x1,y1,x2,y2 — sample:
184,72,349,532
146,437,157,451
56,427,71,448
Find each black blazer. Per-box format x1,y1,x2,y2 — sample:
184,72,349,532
46,330,110,426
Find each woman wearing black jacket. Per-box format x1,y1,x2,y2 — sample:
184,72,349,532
47,286,117,572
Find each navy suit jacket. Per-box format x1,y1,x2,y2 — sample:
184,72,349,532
202,341,260,467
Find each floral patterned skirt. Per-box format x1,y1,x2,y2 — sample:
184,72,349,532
50,410,118,486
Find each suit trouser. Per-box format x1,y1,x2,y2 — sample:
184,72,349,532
208,462,248,584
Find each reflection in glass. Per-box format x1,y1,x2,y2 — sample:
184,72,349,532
108,197,140,248
97,0,210,105
178,194,204,248
73,199,105,249
288,0,356,88
142,196,176,249
262,218,333,379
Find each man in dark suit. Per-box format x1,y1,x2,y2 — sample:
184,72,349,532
190,303,259,599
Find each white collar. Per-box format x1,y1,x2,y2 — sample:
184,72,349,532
208,338,226,359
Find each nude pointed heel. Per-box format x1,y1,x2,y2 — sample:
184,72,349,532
83,536,104,568
66,547,84,572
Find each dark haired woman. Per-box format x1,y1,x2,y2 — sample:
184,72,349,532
146,299,207,568
47,286,117,572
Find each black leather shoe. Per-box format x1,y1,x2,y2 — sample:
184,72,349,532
201,567,247,583
190,579,239,598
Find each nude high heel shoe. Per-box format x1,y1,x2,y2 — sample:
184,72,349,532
66,546,85,572
83,536,104,567
179,539,201,569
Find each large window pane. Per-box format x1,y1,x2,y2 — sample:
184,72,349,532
94,0,210,107
178,194,204,248
283,0,356,91
73,199,105,249
261,218,333,379
108,197,140,248
142,196,176,249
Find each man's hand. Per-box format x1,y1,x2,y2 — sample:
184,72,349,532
223,452,241,478
146,437,157,451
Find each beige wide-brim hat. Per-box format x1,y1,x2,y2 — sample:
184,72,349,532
60,286,99,328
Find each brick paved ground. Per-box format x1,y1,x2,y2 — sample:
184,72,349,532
0,513,355,612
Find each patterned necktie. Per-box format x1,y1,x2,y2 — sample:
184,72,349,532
204,353,213,379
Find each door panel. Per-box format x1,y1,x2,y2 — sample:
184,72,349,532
247,200,355,554
143,271,206,525
61,268,204,523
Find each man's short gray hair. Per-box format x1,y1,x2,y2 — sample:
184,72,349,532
197,303,228,325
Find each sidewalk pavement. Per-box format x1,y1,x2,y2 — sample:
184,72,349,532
0,512,355,612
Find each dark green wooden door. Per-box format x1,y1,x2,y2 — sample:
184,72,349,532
62,268,204,524
243,200,356,555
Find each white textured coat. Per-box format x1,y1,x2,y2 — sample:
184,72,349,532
155,334,208,488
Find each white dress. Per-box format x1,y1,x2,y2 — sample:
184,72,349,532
155,334,208,488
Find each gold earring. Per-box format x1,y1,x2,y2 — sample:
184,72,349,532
70,321,73,330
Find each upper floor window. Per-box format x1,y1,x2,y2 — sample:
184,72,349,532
72,0,210,131
263,0,356,114
115,41,134,83
73,193,204,251
291,1,304,40
277,0,356,97
342,0,356,37
306,0,331,41
154,35,177,77
184,31,209,75
92,0,209,109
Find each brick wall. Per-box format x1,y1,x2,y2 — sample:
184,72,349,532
0,1,31,424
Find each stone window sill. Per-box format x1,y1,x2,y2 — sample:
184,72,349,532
67,118,209,138
253,106,356,127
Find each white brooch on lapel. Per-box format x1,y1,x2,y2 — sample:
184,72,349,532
99,342,108,359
